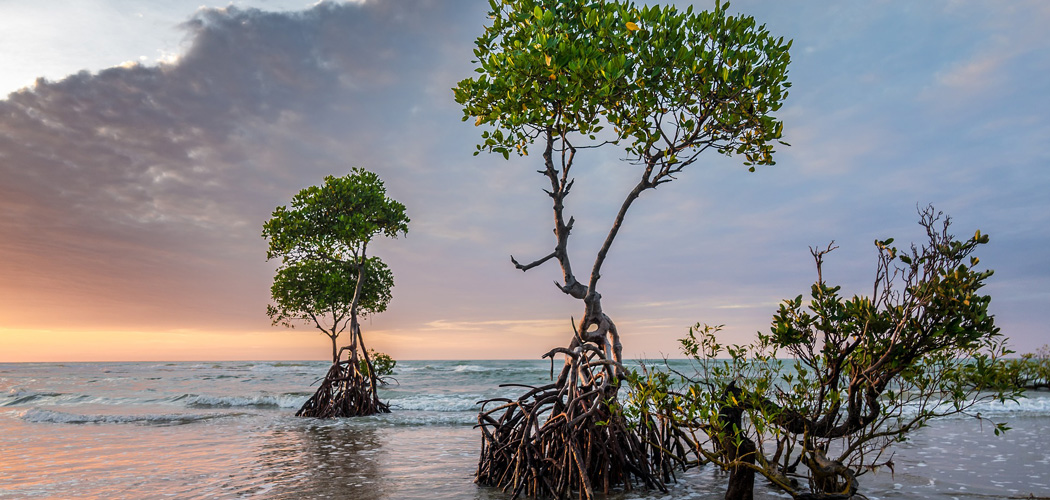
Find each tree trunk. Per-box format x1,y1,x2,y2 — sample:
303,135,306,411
481,128,665,496
804,448,857,498
355,323,382,410
724,440,756,500
719,381,756,500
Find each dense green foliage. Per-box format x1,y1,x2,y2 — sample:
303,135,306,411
263,169,408,264
266,257,393,329
262,169,408,363
456,0,791,170
978,345,1050,390
360,350,397,379
627,208,1018,499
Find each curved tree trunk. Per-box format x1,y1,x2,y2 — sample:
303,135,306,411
477,128,669,497
354,322,383,411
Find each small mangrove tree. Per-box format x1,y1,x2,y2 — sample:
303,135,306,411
263,169,408,417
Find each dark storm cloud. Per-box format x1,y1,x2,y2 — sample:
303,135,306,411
1,0,1048,358
0,0,486,330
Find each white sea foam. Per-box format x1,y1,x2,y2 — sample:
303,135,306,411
248,362,324,374
452,365,490,373
396,364,461,373
398,363,519,374
889,392,1050,420
185,394,306,409
19,408,227,425
382,412,477,426
389,393,482,412
969,393,1050,416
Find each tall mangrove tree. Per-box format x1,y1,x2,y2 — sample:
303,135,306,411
454,0,791,496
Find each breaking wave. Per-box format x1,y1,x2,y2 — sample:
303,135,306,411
183,394,307,409
388,393,483,412
965,392,1050,417
2,389,66,407
19,408,231,426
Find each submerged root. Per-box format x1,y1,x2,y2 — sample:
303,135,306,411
296,346,389,418
803,448,857,500
476,342,669,499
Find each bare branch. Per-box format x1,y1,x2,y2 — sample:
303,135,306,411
510,252,558,272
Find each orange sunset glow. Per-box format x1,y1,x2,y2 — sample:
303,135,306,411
1,0,1047,364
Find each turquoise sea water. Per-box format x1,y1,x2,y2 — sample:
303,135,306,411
1,360,1048,499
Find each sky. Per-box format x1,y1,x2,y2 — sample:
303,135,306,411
0,0,1047,362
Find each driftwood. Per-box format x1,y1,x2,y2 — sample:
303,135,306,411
297,332,389,418
475,340,671,499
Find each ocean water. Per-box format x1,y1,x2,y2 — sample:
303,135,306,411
1,360,1048,499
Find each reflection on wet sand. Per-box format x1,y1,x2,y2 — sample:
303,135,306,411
253,422,512,500
257,423,386,499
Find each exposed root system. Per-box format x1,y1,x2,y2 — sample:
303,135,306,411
297,343,389,418
476,341,671,499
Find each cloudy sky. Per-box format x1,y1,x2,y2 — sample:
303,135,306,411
1,0,1047,362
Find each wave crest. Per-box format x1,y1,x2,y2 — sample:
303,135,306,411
184,394,306,409
19,408,228,426
2,389,65,407
389,393,483,412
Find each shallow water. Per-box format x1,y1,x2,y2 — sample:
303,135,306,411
1,360,1048,499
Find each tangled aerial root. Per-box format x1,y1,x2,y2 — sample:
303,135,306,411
475,341,673,499
296,346,388,418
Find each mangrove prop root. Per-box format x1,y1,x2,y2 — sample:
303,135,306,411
475,342,669,499
296,346,389,418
